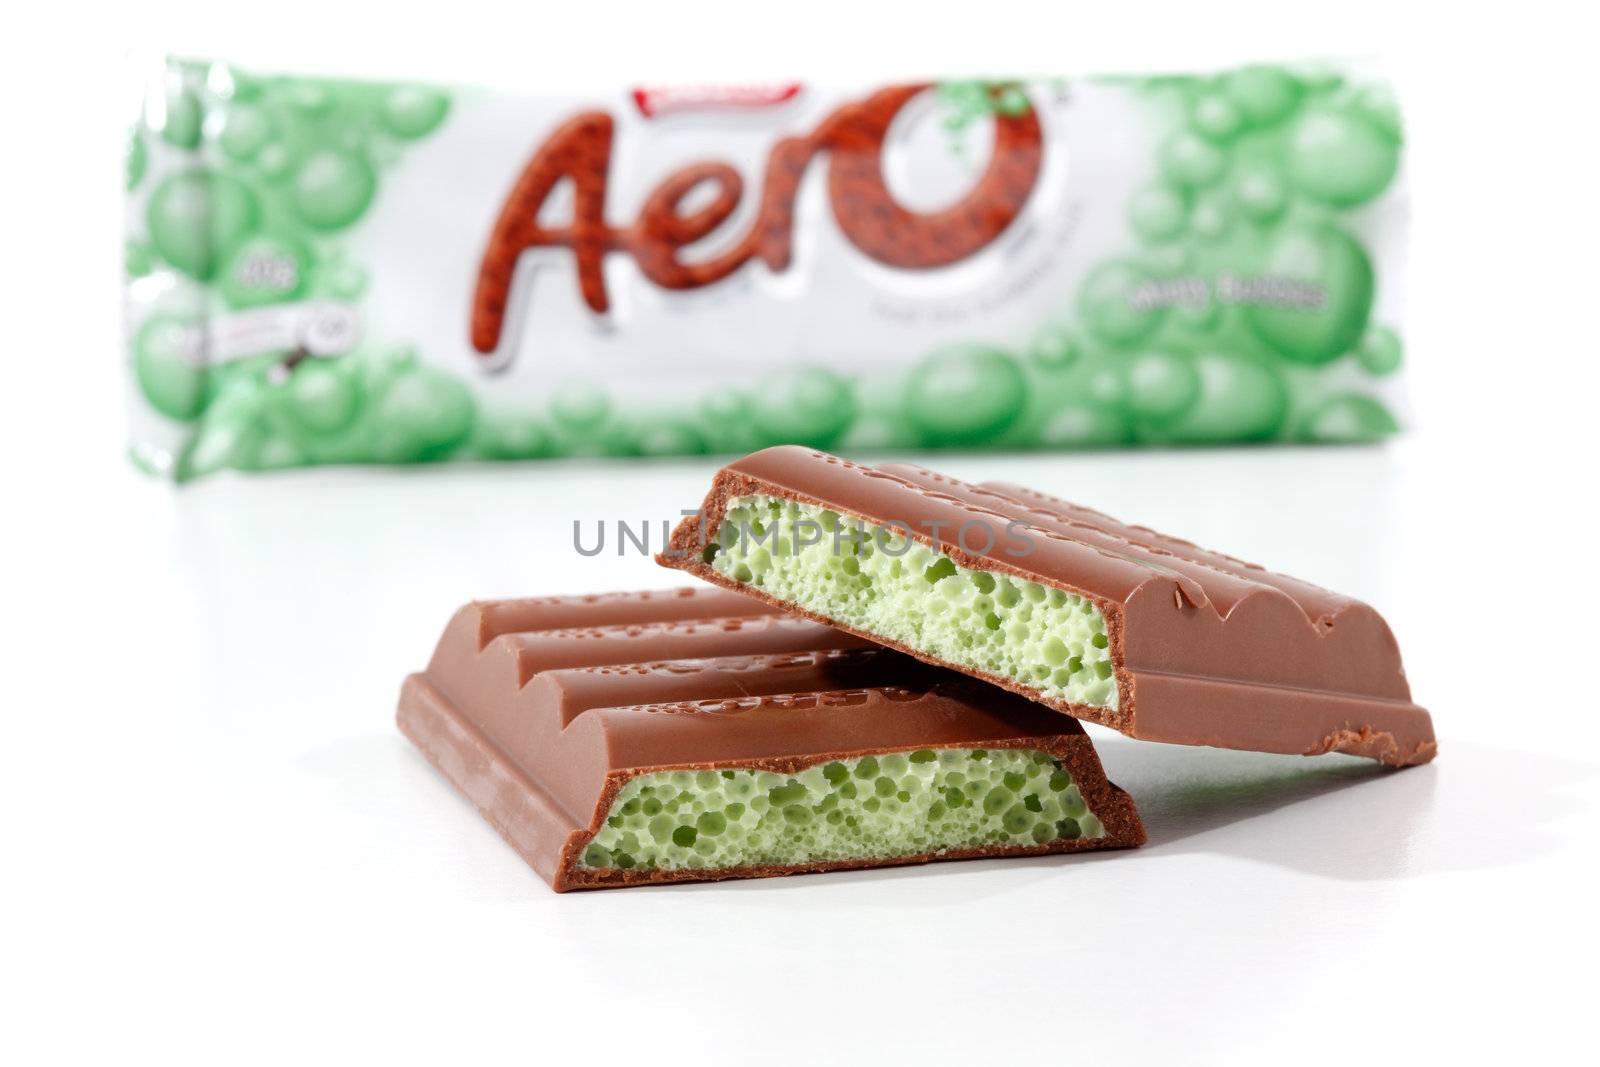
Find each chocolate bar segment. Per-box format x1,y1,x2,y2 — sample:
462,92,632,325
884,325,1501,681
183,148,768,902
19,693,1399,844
398,586,1144,891
660,447,1436,766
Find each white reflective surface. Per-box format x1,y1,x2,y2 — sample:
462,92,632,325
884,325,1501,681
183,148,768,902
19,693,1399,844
7,3,1599,1063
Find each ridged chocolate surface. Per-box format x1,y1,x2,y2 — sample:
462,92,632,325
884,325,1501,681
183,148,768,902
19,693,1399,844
398,586,1144,891
660,447,1436,766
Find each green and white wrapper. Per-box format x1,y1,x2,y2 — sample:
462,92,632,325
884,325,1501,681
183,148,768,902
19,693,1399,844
125,57,1407,480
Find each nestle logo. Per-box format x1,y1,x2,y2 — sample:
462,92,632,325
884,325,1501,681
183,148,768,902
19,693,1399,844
631,84,803,118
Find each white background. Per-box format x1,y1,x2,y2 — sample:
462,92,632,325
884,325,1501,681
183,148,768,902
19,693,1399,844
4,2,1597,1063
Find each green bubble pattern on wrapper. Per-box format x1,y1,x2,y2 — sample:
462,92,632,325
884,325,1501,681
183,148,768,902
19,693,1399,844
581,748,1104,873
126,61,1405,479
709,496,1118,708
126,62,478,479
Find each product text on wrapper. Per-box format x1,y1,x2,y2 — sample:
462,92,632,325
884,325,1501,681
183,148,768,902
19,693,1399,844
470,84,1044,365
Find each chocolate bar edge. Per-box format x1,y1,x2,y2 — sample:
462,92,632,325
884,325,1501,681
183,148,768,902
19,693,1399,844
398,673,1145,893
659,459,1437,768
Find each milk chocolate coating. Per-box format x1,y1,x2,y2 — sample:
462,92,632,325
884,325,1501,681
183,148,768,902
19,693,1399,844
398,586,1145,891
659,447,1437,767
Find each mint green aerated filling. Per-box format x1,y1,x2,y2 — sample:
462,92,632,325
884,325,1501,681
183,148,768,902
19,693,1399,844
580,748,1104,872
705,495,1118,708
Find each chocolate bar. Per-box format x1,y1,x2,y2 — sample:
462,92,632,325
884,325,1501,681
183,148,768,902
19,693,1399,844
661,447,1436,766
397,586,1144,891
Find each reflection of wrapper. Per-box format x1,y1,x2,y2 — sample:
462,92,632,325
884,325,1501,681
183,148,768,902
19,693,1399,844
125,58,1408,481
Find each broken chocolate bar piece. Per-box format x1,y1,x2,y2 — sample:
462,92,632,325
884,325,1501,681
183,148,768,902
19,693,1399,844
661,447,1437,766
397,586,1144,891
